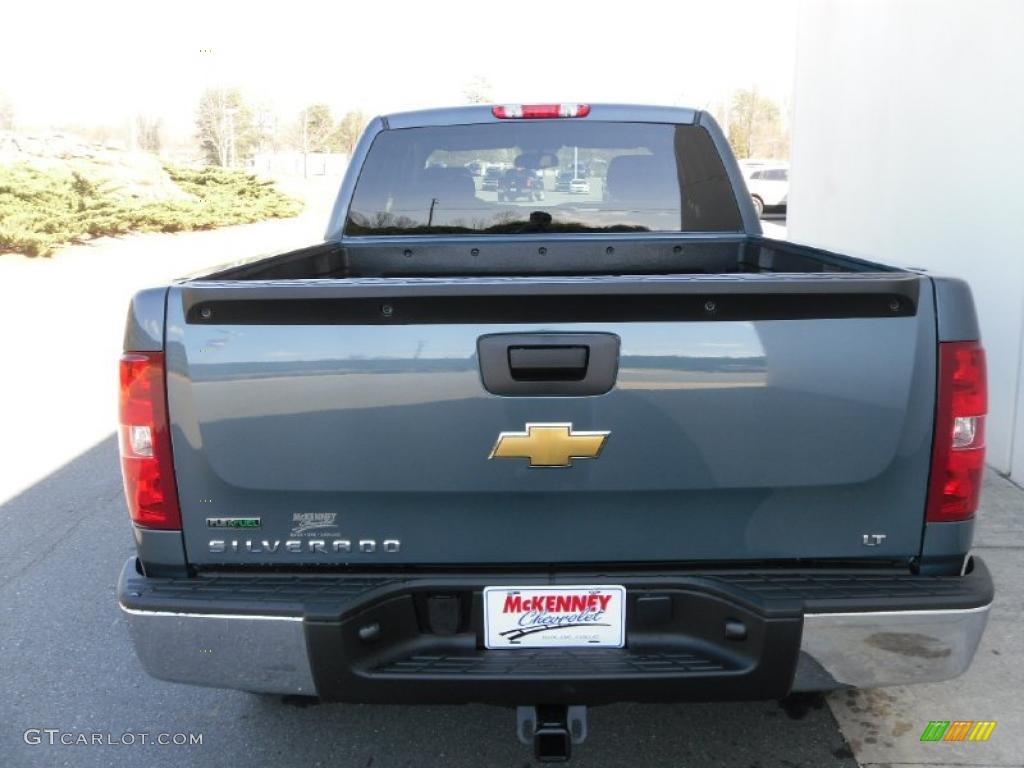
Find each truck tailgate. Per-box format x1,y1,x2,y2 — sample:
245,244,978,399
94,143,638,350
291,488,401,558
165,274,935,566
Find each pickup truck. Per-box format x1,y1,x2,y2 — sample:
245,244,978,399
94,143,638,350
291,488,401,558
118,103,993,762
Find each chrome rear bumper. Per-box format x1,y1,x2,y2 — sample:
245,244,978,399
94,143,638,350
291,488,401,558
118,557,993,699
121,606,315,695
121,601,991,696
792,605,990,691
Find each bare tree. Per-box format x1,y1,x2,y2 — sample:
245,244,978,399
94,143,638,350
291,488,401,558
251,102,278,153
136,116,162,153
727,88,789,159
0,91,13,130
301,104,335,152
332,110,369,156
462,75,494,105
195,88,255,166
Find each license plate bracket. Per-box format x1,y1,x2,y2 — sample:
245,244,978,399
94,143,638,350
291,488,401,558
482,585,626,649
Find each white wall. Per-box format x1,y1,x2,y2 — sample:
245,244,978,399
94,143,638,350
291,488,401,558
788,0,1024,478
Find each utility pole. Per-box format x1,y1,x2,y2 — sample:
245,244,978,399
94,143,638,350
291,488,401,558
218,88,229,167
302,107,309,179
226,108,237,167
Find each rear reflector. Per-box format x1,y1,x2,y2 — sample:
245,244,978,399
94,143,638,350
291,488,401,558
492,103,591,119
119,352,181,530
926,341,987,523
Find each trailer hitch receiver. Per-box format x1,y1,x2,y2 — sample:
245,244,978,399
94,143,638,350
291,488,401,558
517,704,588,762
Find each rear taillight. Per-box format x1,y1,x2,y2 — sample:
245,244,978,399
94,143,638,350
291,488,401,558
926,341,987,522
492,103,591,119
119,352,181,530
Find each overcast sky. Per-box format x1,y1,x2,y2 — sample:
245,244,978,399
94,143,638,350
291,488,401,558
5,0,797,136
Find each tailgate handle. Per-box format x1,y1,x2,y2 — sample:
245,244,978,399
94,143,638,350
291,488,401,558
478,333,620,396
508,345,589,381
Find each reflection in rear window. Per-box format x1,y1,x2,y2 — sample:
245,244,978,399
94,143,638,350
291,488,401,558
345,121,742,236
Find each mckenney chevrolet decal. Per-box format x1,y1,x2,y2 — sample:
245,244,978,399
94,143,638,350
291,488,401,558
290,512,339,536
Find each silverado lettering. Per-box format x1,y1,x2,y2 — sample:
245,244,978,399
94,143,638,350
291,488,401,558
207,539,401,554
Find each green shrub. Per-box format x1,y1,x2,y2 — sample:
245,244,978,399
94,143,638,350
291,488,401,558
0,163,304,257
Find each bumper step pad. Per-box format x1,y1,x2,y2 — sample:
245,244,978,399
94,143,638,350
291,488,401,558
376,649,732,677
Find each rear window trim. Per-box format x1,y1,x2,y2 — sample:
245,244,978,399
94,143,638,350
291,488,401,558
339,230,747,246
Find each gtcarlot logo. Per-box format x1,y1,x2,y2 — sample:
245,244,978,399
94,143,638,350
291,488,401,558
23,729,203,746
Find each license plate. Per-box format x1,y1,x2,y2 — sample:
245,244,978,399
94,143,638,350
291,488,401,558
483,585,626,649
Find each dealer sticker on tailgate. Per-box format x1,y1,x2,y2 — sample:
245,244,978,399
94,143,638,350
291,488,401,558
483,586,626,649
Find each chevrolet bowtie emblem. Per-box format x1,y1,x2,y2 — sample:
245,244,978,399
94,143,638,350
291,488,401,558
489,423,610,467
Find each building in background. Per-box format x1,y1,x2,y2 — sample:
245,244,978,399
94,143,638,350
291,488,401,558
788,0,1024,481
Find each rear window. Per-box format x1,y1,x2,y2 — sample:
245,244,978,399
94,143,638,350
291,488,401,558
345,121,742,236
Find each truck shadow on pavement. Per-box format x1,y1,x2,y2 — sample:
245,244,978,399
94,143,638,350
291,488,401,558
0,436,856,768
